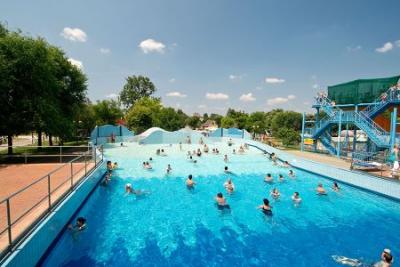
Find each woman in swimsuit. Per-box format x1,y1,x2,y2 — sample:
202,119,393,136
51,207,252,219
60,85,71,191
258,198,272,215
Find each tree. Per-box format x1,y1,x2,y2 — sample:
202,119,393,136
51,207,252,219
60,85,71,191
119,75,156,108
209,113,223,127
92,100,123,125
159,107,187,131
125,97,162,133
270,111,302,135
221,117,236,128
185,116,201,129
276,128,300,146
247,112,267,134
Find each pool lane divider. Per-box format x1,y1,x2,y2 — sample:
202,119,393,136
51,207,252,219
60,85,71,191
246,140,400,201
1,161,107,267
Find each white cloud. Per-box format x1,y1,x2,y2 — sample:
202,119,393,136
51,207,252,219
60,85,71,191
106,93,118,99
68,58,83,69
139,39,166,54
267,95,296,105
166,91,187,98
376,42,393,53
229,74,244,80
60,27,87,42
100,48,110,54
169,78,176,83
346,45,362,52
239,93,256,102
206,92,229,100
265,77,285,84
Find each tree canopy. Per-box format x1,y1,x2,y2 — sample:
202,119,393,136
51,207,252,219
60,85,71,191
119,75,156,109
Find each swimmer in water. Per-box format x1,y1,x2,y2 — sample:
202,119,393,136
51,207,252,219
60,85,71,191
278,174,284,182
179,142,182,151
264,173,273,183
288,169,295,177
316,183,327,195
186,175,196,188
332,181,340,192
224,178,235,193
238,145,245,153
292,192,302,204
224,166,231,174
374,248,393,267
233,149,236,154
107,161,112,171
166,164,172,174
271,188,280,199
257,198,272,215
68,217,87,232
215,192,230,209
224,154,228,163
125,183,133,194
282,161,290,168
145,162,152,170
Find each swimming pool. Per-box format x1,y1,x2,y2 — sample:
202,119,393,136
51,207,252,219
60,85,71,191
40,141,400,266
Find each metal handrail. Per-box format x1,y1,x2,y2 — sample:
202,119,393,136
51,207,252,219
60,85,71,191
0,146,103,259
362,86,400,116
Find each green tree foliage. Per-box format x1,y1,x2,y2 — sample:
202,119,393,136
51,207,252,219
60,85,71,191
125,97,162,133
221,117,236,128
247,112,267,134
92,100,123,125
120,75,156,109
0,23,87,152
270,111,302,135
159,107,188,131
209,113,223,127
276,127,301,146
185,116,201,129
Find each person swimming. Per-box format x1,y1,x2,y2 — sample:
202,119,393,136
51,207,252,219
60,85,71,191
374,248,393,267
288,169,295,177
112,162,118,169
197,148,202,157
68,217,87,232
264,173,273,183
224,178,235,193
278,174,284,182
125,183,134,195
228,138,233,146
271,188,280,199
316,183,327,195
215,192,230,209
332,181,340,192
258,198,272,215
224,154,228,163
166,164,172,174
224,166,232,174
144,161,152,170
149,157,153,161
160,149,167,156
238,145,245,153
233,149,236,154
203,144,209,153
107,160,112,171
189,156,197,163
282,161,290,168
292,192,302,204
186,174,195,188
102,173,111,185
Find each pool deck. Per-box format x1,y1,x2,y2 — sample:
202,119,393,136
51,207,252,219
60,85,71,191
285,150,351,169
0,162,95,254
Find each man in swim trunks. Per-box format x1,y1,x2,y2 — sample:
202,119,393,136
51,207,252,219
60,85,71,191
316,183,327,195
186,175,196,188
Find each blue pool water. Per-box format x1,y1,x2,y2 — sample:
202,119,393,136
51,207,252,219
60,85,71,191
41,142,400,266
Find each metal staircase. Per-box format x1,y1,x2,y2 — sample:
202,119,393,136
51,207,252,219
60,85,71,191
362,87,400,118
313,95,391,155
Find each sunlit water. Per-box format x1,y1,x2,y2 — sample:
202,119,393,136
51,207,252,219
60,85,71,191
41,141,400,267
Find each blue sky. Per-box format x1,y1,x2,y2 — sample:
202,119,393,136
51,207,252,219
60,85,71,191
1,0,400,115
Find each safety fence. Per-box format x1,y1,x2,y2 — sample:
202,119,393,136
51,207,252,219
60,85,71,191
0,147,103,259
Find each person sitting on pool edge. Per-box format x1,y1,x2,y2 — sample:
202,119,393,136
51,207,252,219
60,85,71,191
215,192,230,209
186,175,196,189
257,198,272,215
264,173,273,183
68,217,87,232
316,183,327,195
224,178,235,194
374,248,393,267
332,181,340,192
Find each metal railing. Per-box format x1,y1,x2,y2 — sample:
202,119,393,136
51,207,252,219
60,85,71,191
0,145,91,164
362,87,400,116
0,146,103,259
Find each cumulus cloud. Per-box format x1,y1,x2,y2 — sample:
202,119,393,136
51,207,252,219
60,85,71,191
139,39,166,54
265,77,285,84
267,95,296,106
346,45,362,52
206,93,229,100
100,48,110,54
68,58,83,69
239,93,256,102
169,78,176,83
106,93,118,99
166,91,187,98
60,27,87,42
376,42,393,53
